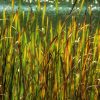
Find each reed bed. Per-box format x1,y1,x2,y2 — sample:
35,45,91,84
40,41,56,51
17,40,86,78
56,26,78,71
0,0,100,100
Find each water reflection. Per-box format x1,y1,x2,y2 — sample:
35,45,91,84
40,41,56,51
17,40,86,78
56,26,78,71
22,0,99,4
0,4,99,13
1,0,99,4
0,0,99,16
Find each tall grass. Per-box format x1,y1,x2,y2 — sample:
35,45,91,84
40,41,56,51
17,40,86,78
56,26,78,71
0,0,100,100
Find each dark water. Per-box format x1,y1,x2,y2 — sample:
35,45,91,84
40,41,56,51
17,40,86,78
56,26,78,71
0,0,100,32
0,1,99,21
0,3,100,21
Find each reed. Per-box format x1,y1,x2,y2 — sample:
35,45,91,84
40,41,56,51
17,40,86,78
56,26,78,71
0,0,100,100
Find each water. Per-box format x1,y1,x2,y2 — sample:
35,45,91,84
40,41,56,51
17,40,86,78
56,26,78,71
0,0,99,30
1,0,99,4
0,3,100,15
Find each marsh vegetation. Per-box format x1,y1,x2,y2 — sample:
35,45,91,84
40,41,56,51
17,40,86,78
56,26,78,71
0,0,100,100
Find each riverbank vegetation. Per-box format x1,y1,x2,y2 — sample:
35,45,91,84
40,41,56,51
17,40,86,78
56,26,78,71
0,0,100,100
